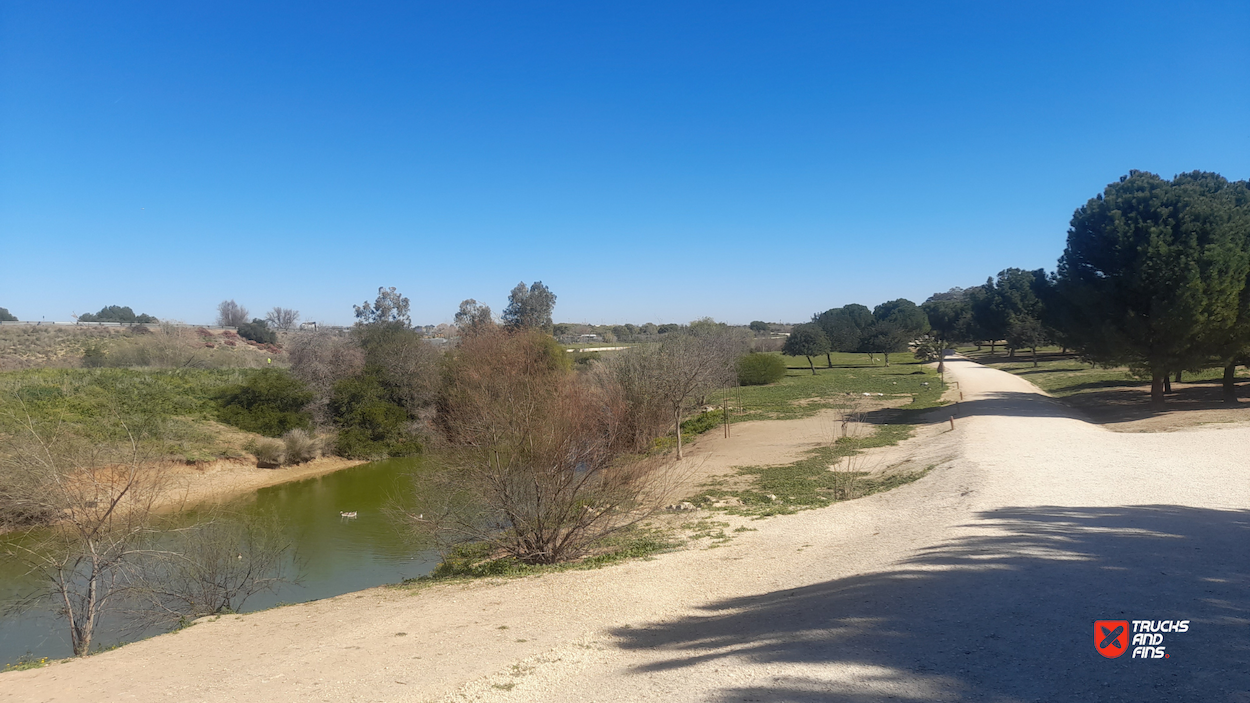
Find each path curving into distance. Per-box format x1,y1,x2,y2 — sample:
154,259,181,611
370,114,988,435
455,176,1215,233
4,356,1248,701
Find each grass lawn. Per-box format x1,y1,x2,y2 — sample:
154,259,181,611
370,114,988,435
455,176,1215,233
733,351,947,422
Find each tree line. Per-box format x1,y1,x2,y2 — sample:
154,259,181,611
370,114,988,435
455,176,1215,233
913,171,1250,407
781,299,932,373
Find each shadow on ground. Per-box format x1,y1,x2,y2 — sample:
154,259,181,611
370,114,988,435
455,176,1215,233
611,506,1250,702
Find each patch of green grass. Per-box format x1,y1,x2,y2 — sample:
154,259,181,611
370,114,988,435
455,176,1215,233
3,653,50,672
732,351,946,422
396,527,680,586
691,430,930,517
681,518,732,543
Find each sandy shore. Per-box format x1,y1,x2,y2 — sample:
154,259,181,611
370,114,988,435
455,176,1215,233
157,455,369,511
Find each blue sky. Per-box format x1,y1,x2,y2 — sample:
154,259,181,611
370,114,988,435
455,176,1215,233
2,2,1247,326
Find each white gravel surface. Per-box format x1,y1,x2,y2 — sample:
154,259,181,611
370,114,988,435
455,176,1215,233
4,357,1248,702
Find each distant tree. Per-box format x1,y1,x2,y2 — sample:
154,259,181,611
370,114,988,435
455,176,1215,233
983,268,1047,357
688,317,729,337
783,323,830,374
0,307,16,322
967,281,1008,352
862,299,929,366
502,281,557,332
237,319,278,345
922,298,972,347
814,304,874,365
216,300,250,328
1006,316,1047,367
454,299,495,337
354,287,411,328
354,320,441,417
1199,179,1250,401
641,323,659,335
1052,170,1250,407
657,323,681,334
924,287,969,303
749,320,769,333
77,305,157,324
265,307,300,331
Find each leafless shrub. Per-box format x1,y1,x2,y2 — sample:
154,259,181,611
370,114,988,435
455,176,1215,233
281,428,318,464
287,333,365,424
0,412,166,656
598,328,745,458
836,398,869,439
216,300,249,328
410,329,677,565
128,508,293,623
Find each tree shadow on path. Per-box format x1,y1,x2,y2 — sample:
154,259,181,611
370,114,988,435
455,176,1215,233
612,506,1250,702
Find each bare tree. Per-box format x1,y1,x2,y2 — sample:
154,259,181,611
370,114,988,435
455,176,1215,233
128,508,293,624
265,307,300,331
216,300,249,328
286,332,366,424
412,329,675,564
602,328,744,459
454,299,495,337
0,412,165,656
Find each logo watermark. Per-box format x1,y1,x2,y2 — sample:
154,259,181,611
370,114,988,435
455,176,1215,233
1095,620,1189,659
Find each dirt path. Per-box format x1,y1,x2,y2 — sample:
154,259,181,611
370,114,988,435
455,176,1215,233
4,357,1248,701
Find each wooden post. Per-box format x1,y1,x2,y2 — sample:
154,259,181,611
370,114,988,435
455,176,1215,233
949,416,955,430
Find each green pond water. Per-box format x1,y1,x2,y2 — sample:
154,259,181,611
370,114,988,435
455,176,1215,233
0,457,440,666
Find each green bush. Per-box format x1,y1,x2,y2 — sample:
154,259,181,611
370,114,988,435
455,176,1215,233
217,369,313,437
329,374,420,459
681,410,722,435
737,353,787,386
82,344,108,368
0,307,16,322
237,319,278,345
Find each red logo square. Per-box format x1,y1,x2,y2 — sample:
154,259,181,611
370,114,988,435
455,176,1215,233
1095,620,1129,658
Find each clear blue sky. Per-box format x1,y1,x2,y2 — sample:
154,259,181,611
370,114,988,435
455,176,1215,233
2,2,1247,326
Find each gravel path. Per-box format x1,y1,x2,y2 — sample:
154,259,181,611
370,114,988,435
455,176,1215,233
5,357,1248,702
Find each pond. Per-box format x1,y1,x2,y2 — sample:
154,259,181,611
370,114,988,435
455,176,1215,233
0,457,440,666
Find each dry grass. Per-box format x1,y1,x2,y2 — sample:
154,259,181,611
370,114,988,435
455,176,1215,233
0,325,285,372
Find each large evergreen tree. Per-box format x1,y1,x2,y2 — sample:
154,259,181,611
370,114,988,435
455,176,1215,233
1053,171,1250,407
863,299,929,366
